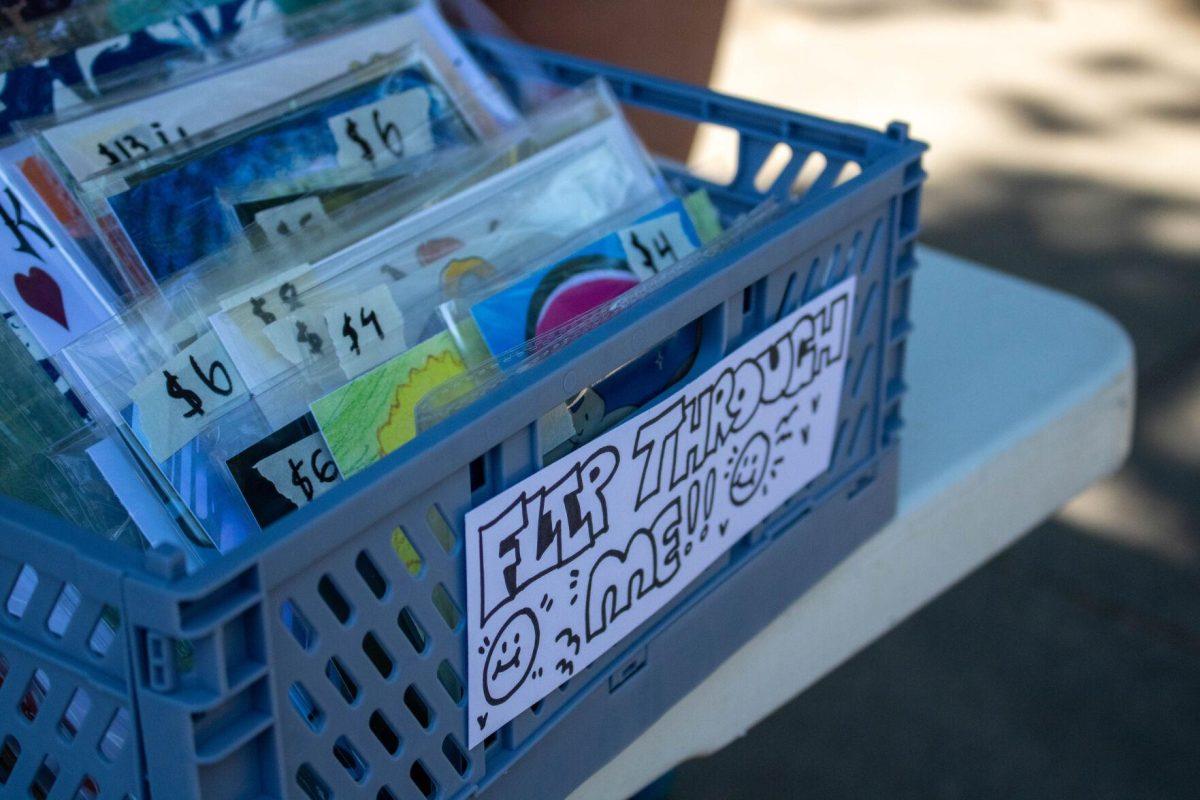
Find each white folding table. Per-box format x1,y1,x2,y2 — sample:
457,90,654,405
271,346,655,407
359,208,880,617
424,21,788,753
569,246,1136,799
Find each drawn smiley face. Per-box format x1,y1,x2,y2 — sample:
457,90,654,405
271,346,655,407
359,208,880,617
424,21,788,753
729,432,771,506
482,608,540,704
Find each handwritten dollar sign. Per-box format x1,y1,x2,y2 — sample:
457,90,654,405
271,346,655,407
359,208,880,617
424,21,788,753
341,312,360,355
289,457,314,502
296,321,322,355
163,369,204,418
344,117,374,163
629,232,655,270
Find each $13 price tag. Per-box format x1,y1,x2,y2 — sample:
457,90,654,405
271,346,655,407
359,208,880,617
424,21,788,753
329,89,435,170
253,430,342,509
128,333,249,463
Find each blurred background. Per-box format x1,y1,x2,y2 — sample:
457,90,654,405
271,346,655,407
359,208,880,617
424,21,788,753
491,0,1200,796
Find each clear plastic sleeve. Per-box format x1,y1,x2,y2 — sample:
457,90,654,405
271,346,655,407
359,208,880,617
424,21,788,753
16,0,516,298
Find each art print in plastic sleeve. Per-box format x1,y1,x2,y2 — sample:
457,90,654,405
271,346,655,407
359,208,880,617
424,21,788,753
470,196,702,358
0,0,284,139
37,2,516,183
0,143,118,355
465,275,856,745
311,331,470,478
92,53,478,282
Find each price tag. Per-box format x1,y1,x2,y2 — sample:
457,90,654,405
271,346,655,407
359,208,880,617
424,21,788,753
210,264,315,391
329,89,435,170
253,197,331,246
618,212,697,281
323,284,406,374
253,430,342,509
218,262,314,316
127,333,248,463
262,305,330,366
91,121,188,168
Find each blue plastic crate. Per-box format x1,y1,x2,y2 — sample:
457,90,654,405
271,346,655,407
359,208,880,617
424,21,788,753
0,36,925,800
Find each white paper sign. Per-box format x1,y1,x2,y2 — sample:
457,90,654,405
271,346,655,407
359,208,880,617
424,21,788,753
253,196,331,245
618,212,697,281
465,276,856,745
323,284,406,375
329,89,435,170
128,332,249,463
253,431,342,508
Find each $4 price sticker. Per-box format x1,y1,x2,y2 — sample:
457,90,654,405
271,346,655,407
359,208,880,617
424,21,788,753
329,89,435,170
128,333,249,463
619,212,698,281
253,431,342,509
323,284,406,375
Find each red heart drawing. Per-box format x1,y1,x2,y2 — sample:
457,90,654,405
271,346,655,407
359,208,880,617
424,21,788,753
13,266,68,330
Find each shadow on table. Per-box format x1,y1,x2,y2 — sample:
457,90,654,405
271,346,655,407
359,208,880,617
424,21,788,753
665,160,1200,798
668,516,1200,799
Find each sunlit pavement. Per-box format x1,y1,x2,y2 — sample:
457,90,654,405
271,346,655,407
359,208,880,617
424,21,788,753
674,1,1200,796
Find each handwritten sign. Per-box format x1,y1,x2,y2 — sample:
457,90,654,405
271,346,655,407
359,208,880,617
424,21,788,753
329,89,435,170
322,283,406,375
618,211,697,281
465,276,855,745
253,430,342,509
253,196,331,246
128,332,249,463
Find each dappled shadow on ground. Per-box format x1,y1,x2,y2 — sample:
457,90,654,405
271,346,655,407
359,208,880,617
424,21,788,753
921,168,1200,381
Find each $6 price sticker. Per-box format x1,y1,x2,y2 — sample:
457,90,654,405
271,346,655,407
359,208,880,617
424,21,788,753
128,333,249,463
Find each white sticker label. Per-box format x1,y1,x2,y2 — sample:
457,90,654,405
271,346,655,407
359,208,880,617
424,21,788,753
618,212,697,281
253,197,331,245
465,276,856,745
210,264,315,392
253,431,342,509
263,305,331,366
329,89,435,170
128,332,249,463
323,284,406,374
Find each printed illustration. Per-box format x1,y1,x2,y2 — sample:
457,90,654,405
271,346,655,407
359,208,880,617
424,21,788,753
465,276,856,745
